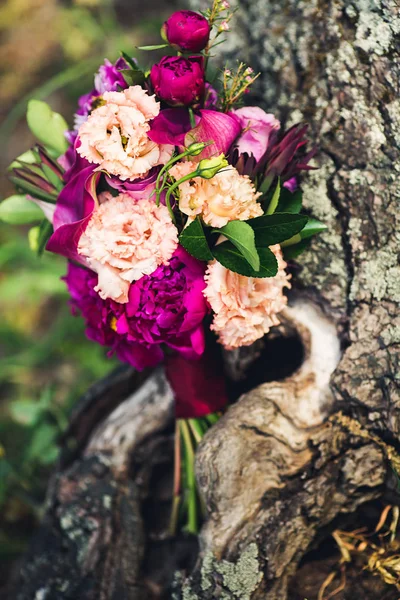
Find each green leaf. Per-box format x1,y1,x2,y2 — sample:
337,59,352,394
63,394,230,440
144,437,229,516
26,423,59,465
136,44,169,51
26,100,68,157
179,219,213,261
214,221,260,270
42,164,63,191
266,178,281,215
120,51,138,69
213,242,278,278
8,176,57,203
299,217,327,239
121,68,146,87
283,239,311,259
249,212,308,246
277,188,303,214
8,150,38,171
37,219,53,256
0,195,43,225
9,400,44,426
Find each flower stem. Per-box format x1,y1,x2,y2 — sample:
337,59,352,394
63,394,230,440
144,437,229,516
155,144,205,207
188,107,197,129
179,419,198,534
169,419,182,536
165,172,198,221
188,418,204,444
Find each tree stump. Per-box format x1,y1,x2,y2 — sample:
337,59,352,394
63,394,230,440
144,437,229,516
10,0,400,598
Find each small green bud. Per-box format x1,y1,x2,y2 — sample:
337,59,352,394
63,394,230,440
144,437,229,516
197,154,228,179
186,142,207,157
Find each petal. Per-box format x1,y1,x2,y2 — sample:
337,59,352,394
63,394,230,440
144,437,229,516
184,109,241,159
46,170,100,262
148,108,198,146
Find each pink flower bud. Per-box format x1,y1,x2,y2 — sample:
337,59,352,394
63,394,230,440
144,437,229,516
162,10,210,53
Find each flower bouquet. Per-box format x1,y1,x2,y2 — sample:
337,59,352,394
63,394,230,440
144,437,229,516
2,0,325,534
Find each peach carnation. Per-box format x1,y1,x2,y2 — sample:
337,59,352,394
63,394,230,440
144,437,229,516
78,192,178,303
77,86,173,181
169,161,263,228
203,245,291,349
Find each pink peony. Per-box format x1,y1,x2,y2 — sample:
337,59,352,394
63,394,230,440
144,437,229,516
203,245,291,349
77,192,178,303
64,248,208,369
169,160,263,228
77,86,173,181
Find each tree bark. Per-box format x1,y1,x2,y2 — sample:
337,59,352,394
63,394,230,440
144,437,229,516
10,0,400,599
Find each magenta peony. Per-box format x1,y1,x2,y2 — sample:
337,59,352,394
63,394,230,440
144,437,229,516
150,56,205,107
64,247,208,369
162,10,210,53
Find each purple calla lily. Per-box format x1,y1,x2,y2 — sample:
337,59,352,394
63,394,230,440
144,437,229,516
149,108,240,159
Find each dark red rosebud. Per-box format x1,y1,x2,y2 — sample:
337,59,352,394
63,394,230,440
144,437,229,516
162,10,210,53
150,55,205,107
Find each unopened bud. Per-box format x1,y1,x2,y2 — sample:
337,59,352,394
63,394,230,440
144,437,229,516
186,142,206,156
197,154,228,179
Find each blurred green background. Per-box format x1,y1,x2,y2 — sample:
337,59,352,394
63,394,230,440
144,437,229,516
0,0,176,592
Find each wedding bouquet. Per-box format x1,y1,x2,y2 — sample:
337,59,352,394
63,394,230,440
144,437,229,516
2,0,325,533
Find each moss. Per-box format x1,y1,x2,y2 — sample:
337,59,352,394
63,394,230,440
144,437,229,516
354,0,400,57
351,245,400,302
179,544,263,599
381,324,400,347
214,544,263,599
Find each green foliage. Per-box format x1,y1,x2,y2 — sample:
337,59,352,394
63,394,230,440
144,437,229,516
249,213,308,246
277,188,303,214
0,224,118,531
0,195,43,225
136,44,169,51
213,242,278,277
214,221,260,271
265,179,281,215
26,100,69,157
179,219,214,261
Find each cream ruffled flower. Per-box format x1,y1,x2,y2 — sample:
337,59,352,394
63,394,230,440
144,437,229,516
203,245,291,349
78,192,178,303
169,161,263,228
77,86,173,181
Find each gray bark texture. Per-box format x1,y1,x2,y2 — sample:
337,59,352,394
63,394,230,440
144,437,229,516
10,0,400,599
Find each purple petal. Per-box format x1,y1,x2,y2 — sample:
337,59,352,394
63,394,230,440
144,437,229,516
148,108,197,146
47,169,99,262
185,109,241,159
